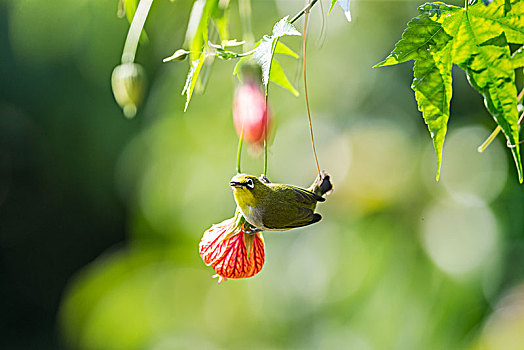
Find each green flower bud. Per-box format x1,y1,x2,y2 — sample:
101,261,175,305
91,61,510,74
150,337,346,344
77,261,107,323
162,49,189,62
111,63,146,118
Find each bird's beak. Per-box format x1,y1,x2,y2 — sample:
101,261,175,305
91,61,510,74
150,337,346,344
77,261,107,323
229,181,243,188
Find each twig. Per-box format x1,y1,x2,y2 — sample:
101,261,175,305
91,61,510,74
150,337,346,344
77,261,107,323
290,0,319,24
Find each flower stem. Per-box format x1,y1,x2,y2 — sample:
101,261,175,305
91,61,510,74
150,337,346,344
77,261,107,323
258,0,319,177
302,8,321,178
236,123,244,173
263,94,269,177
121,0,154,64
478,88,524,152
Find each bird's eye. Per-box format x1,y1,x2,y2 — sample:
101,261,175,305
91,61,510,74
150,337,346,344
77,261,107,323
246,178,254,189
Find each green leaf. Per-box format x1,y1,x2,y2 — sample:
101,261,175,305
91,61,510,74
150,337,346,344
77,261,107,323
437,0,524,182
184,0,219,62
274,41,299,58
210,0,229,41
376,0,524,182
329,0,337,14
269,59,299,96
253,17,301,87
182,53,205,112
512,46,524,68
180,0,221,110
505,0,512,14
374,13,453,180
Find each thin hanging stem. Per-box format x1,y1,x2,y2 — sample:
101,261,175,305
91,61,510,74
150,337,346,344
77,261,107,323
263,94,269,176
251,0,321,177
236,123,244,173
263,36,277,177
303,9,321,178
478,87,524,152
121,0,154,64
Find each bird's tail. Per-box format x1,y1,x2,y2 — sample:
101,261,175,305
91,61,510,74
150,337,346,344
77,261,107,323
308,170,333,198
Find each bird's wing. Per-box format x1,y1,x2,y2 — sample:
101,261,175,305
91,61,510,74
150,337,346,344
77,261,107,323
263,207,322,230
289,186,325,203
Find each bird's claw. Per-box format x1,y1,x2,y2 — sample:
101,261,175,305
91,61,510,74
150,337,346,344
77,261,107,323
259,175,271,184
244,226,264,234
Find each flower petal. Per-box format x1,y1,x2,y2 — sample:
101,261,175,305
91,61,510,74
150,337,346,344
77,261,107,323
199,211,266,282
213,232,265,279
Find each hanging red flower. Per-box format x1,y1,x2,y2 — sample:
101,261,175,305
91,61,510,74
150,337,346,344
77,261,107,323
233,74,271,147
199,209,265,283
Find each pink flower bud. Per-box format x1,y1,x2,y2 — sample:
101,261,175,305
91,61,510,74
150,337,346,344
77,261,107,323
233,79,271,147
199,210,265,283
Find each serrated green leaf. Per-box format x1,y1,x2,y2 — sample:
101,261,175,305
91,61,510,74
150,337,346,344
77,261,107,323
182,53,205,112
512,46,524,68
274,41,299,58
458,31,522,181
374,14,453,67
374,14,453,180
504,0,512,14
269,59,299,96
376,0,524,182
437,0,523,182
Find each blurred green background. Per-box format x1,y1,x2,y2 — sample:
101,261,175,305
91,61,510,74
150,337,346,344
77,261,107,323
1,0,524,349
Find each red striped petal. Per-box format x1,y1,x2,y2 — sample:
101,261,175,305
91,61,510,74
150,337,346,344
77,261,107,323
199,215,265,282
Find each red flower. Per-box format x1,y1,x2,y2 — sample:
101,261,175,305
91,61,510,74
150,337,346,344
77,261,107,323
199,209,265,283
233,79,271,147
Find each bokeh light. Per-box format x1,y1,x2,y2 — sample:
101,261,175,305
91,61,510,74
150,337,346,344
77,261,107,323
421,198,499,277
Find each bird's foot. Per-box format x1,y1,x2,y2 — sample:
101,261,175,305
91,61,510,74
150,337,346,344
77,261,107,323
259,174,271,184
244,226,264,234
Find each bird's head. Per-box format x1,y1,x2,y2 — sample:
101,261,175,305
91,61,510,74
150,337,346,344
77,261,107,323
229,174,267,207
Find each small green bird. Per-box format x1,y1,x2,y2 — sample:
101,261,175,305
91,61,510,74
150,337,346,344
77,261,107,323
229,172,332,231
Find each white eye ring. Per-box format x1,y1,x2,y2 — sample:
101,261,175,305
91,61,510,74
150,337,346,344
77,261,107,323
246,178,254,189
